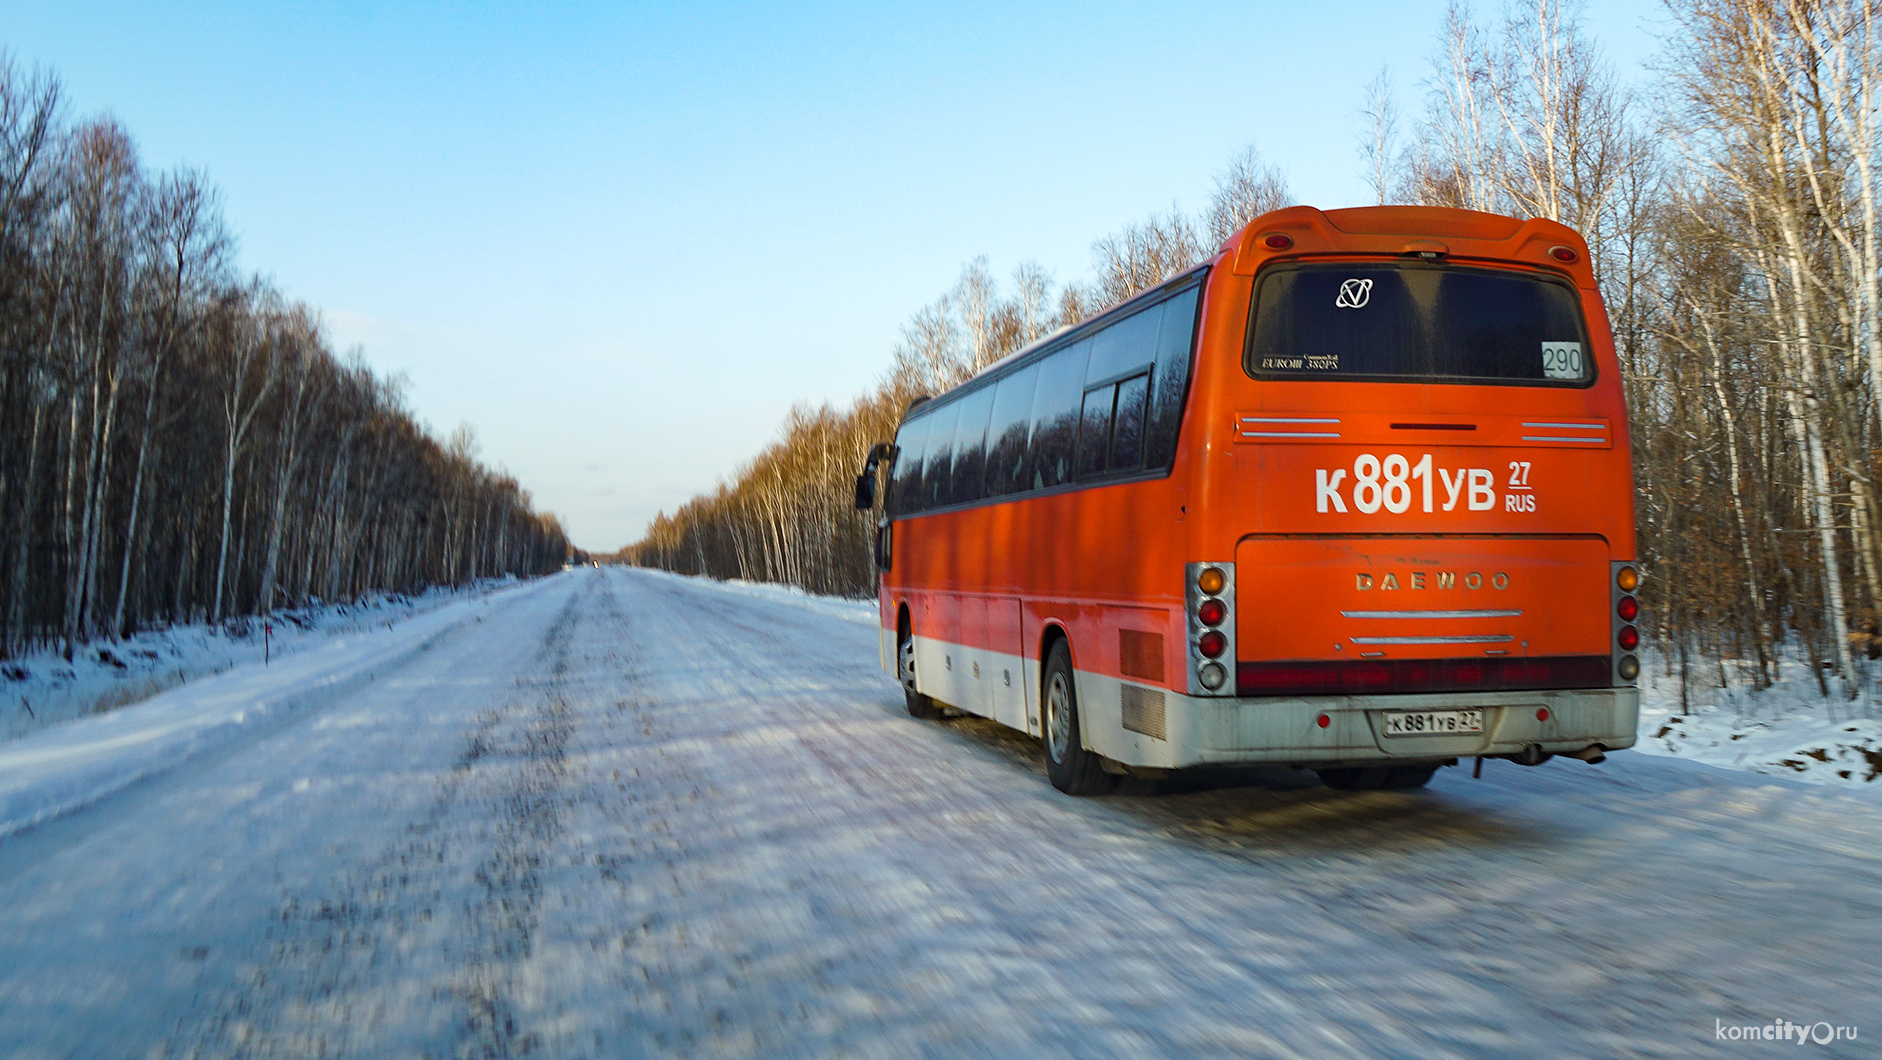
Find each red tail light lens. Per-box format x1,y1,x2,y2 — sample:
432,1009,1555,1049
1617,595,1638,621
1197,599,1226,626
1198,630,1227,658
1549,245,1578,263
1263,232,1294,250
1617,625,1639,651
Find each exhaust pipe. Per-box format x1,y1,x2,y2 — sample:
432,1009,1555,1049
1567,744,1607,765
1510,744,1553,767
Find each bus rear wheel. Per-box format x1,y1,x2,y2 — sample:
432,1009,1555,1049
1042,640,1115,796
899,629,940,719
1316,764,1438,790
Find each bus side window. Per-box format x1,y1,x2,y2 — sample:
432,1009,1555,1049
1109,373,1149,471
1086,303,1160,385
1028,339,1091,490
984,364,1039,498
949,386,997,506
1075,385,1115,479
920,400,963,510
890,415,930,515
1146,283,1201,470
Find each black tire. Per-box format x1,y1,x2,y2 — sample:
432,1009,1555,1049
1316,767,1388,791
1383,764,1438,789
898,626,940,719
1317,764,1438,790
1042,640,1115,796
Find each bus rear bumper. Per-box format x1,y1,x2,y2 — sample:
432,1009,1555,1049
1081,676,1639,770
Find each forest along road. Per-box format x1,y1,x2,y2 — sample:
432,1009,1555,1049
0,568,1877,1059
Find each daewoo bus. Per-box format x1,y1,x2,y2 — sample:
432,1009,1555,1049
853,205,1640,795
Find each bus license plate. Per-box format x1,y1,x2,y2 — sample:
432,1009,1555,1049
1382,709,1483,737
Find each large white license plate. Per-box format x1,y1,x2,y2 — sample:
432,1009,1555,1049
1383,709,1484,737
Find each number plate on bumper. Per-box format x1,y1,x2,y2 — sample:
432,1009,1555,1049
1382,709,1484,737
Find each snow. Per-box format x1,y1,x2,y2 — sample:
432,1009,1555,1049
0,578,526,744
1636,653,1882,791
0,567,1877,1057
0,576,550,841
633,567,879,626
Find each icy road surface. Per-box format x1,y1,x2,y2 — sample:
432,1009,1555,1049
0,568,1878,1059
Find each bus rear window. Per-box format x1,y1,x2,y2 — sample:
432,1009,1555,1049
1246,263,1592,385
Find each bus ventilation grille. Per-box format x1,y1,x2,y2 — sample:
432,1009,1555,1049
1121,685,1168,741
1119,630,1165,682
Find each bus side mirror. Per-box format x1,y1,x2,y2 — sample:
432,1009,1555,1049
853,441,893,511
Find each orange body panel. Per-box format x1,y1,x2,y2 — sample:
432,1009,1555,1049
877,205,1636,703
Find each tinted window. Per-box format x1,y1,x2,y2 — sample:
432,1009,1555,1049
947,385,997,506
984,364,1039,498
919,399,962,510
1027,338,1091,489
1086,303,1161,385
889,414,930,514
1247,264,1592,384
1110,373,1148,471
1146,283,1200,469
1075,386,1114,479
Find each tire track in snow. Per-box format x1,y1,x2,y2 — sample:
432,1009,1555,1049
168,576,596,1059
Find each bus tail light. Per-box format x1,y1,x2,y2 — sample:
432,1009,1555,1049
1198,662,1227,690
1612,561,1640,686
1263,232,1294,250
1186,562,1237,697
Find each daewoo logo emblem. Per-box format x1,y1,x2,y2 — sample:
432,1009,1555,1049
1336,278,1372,309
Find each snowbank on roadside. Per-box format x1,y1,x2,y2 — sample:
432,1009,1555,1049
1635,656,1882,789
0,578,524,744
0,576,550,841
626,567,878,627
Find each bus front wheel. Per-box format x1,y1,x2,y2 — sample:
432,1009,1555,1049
1042,640,1115,796
899,630,940,719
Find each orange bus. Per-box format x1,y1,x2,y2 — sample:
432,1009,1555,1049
854,205,1640,795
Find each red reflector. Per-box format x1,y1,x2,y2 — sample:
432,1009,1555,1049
1263,232,1294,250
1237,656,1611,697
1617,625,1639,651
1316,713,1331,728
1197,599,1226,626
1536,707,1550,721
1617,595,1638,621
1198,630,1227,658
1549,245,1577,262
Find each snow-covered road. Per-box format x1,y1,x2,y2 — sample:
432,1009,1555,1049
0,567,1877,1058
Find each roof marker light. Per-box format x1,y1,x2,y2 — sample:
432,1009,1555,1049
1549,245,1578,263
1263,232,1294,250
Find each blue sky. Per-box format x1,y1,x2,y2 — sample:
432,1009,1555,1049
1,0,1662,550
